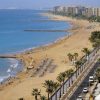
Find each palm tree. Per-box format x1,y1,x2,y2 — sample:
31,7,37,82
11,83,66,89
40,95,47,100
32,88,41,100
67,53,74,63
73,53,78,65
82,48,90,60
57,72,66,96
65,69,74,86
75,61,82,69
18,98,24,100
53,82,59,100
73,53,78,61
75,61,82,78
53,82,59,91
43,80,54,100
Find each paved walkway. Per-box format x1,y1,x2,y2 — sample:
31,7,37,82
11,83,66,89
61,49,100,100
94,83,100,98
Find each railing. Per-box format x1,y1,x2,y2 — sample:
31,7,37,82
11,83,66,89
49,47,100,100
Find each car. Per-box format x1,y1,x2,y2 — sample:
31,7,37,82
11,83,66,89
82,87,88,93
89,76,94,83
76,95,83,100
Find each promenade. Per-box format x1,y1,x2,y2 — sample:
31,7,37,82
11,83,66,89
50,47,100,100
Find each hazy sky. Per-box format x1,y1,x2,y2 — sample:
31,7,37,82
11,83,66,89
0,0,100,9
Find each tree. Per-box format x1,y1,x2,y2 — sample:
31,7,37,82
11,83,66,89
53,82,59,100
66,69,74,78
43,80,54,100
73,53,78,61
75,61,82,69
73,53,79,65
40,95,47,100
95,68,100,83
65,69,74,86
57,72,66,95
18,98,24,100
89,31,100,48
53,82,59,91
98,58,100,63
75,61,82,77
82,48,90,60
32,88,41,100
67,53,74,64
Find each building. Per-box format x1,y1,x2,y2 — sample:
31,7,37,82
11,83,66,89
63,6,68,13
85,8,94,17
72,7,78,15
97,8,100,16
53,6,100,17
53,6,64,12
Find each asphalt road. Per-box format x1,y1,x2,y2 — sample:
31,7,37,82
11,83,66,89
69,62,100,100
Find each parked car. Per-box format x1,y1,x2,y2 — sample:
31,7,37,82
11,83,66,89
82,87,88,93
89,76,94,84
76,95,83,100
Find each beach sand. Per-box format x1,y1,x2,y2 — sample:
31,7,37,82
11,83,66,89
0,13,100,100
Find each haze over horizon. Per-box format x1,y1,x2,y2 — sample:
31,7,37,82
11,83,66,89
0,0,100,9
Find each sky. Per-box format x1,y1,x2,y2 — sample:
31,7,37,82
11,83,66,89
0,0,100,9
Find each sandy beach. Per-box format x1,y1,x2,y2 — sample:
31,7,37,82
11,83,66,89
0,13,100,100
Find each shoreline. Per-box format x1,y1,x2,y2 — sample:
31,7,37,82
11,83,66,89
0,12,100,100
0,12,73,85
0,12,73,86
0,58,23,83
16,17,78,56
0,12,91,86
0,13,81,57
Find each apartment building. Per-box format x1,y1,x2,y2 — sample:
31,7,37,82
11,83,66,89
53,6,100,17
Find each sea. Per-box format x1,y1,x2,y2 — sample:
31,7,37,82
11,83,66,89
0,9,71,83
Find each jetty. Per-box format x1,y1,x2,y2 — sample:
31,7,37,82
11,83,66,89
24,29,68,32
0,55,17,58
32,19,65,22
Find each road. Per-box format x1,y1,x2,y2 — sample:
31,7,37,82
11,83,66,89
69,62,100,100
49,48,100,100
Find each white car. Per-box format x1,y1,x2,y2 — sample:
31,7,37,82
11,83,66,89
76,95,83,100
89,76,94,83
82,87,88,93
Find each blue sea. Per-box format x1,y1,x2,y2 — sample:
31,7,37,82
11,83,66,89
0,10,71,82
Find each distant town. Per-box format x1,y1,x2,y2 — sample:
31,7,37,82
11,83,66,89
52,6,100,18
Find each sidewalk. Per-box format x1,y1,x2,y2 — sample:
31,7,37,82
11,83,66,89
94,83,100,98
84,81,98,100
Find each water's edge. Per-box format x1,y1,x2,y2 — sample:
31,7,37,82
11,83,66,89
0,12,73,84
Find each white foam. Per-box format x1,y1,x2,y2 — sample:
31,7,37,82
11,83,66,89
0,75,9,83
8,58,19,70
7,68,11,73
0,78,4,83
10,63,18,69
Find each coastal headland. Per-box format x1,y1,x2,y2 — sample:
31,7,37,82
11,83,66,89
0,13,100,100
